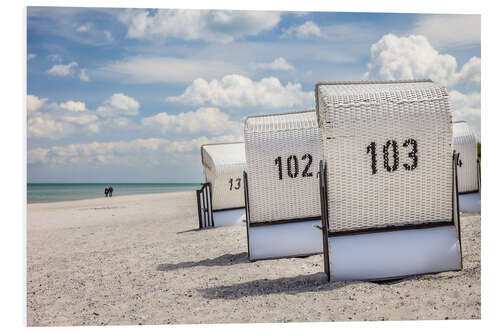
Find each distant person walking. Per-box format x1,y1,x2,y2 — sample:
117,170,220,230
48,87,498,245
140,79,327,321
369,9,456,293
104,187,109,197
108,186,114,197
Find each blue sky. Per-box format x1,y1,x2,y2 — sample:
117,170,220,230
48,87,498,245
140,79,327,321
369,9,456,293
27,7,481,183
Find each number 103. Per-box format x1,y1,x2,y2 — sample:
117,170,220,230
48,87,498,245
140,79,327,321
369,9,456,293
366,139,418,175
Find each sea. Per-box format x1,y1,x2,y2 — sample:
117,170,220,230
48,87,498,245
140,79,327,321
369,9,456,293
27,183,201,204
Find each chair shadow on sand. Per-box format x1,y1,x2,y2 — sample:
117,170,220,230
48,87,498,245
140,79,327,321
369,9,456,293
197,271,453,299
156,252,248,272
158,252,435,299
176,228,206,234
198,273,357,299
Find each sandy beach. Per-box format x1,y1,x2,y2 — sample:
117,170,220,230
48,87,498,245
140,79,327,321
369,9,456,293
27,191,481,326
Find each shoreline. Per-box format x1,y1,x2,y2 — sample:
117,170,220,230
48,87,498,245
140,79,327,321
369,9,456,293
27,189,199,206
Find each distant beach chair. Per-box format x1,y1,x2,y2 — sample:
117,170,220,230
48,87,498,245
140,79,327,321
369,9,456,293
315,79,463,281
452,121,480,194
243,110,323,260
197,142,246,229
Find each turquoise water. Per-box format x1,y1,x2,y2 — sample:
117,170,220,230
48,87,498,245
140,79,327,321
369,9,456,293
27,183,201,204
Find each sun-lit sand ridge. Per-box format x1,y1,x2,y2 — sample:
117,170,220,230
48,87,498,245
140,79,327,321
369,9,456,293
27,191,481,326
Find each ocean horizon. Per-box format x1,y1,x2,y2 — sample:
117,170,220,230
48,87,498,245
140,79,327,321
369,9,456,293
27,183,202,204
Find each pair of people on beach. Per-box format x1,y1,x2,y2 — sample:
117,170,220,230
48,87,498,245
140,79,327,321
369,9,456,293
104,186,114,198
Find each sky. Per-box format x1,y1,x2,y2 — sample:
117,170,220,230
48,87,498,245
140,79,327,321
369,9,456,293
26,7,481,183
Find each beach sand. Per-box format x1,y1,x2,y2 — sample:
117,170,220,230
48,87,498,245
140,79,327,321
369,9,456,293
27,191,481,326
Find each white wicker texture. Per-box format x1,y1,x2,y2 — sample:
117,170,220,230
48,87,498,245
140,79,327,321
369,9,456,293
452,121,479,193
316,80,453,232
201,142,246,210
244,110,322,223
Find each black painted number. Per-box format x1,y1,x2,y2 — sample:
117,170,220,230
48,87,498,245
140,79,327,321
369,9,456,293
366,139,418,174
302,154,313,177
403,139,418,170
275,156,283,180
366,142,377,174
383,140,399,172
287,155,299,178
275,154,314,180
229,177,241,190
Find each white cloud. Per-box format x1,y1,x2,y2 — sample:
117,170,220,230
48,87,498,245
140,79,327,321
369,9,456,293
97,93,140,117
142,107,242,135
47,61,89,81
253,57,295,71
76,24,90,32
27,148,50,164
365,34,481,87
47,61,78,77
27,135,242,166
28,99,95,138
449,90,481,119
450,90,481,138
27,95,47,114
59,100,86,112
413,15,480,50
61,114,98,125
28,115,75,139
119,9,281,43
98,56,242,84
455,56,481,86
449,90,480,118
282,21,322,39
28,53,36,60
27,94,138,139
167,74,313,108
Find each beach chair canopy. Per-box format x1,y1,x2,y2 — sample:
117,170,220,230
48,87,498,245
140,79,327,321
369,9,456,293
316,79,453,233
452,121,479,193
201,142,246,211
244,110,322,224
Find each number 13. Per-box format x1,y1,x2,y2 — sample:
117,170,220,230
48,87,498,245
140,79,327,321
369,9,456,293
229,178,241,190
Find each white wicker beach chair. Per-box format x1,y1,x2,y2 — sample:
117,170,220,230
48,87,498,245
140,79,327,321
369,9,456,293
316,79,462,281
243,110,323,260
197,142,246,228
452,121,480,194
